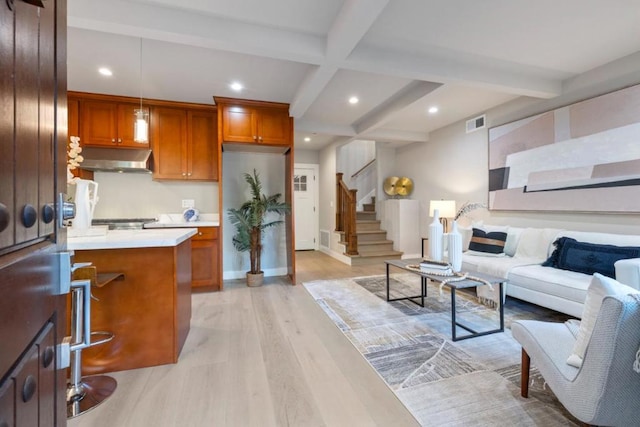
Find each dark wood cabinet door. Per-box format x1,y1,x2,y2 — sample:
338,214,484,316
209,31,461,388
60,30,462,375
258,107,290,145
0,4,15,250
191,227,219,290
79,100,119,147
187,110,217,181
151,107,188,179
118,103,150,148
0,377,14,427
221,105,257,143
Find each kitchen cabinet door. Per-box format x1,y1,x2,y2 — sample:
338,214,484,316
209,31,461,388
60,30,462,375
258,107,290,145
79,99,119,146
188,110,218,181
151,107,188,179
191,227,220,291
221,105,257,143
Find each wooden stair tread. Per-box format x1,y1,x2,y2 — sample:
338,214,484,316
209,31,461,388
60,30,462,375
346,250,402,258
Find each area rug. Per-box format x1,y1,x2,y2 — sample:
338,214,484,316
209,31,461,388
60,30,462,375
303,273,580,426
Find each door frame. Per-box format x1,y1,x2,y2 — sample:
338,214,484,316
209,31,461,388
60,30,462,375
293,163,319,251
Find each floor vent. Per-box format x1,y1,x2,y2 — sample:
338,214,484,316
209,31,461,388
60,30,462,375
466,114,486,133
320,230,330,248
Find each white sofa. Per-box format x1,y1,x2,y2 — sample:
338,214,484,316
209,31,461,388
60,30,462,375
459,227,640,318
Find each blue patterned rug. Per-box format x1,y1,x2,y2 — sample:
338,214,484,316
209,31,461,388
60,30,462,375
304,273,578,426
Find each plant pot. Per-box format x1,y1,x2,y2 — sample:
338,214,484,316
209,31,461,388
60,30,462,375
246,271,264,287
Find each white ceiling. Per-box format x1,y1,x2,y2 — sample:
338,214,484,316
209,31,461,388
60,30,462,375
67,0,640,151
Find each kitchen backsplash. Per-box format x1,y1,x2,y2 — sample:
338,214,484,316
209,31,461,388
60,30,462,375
74,172,218,219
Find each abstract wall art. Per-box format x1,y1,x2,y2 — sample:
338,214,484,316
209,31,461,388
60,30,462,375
488,84,640,213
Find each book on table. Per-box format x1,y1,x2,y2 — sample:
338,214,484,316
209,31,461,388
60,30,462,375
420,259,453,275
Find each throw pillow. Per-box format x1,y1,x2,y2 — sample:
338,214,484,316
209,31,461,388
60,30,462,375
567,273,640,368
468,228,507,255
543,237,640,278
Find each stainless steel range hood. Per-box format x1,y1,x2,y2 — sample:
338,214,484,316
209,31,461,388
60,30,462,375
80,147,152,173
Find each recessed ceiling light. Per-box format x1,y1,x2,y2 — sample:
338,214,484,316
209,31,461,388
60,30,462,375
98,67,113,77
230,82,243,92
304,137,311,142
428,106,439,114
348,96,359,104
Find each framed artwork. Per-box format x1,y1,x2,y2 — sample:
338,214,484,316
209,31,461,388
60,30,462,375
488,84,640,213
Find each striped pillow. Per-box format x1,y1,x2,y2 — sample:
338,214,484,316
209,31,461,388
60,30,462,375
468,228,507,254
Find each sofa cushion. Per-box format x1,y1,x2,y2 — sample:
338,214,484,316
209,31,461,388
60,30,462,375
514,228,563,260
504,227,524,257
468,228,507,254
543,237,640,279
567,273,640,368
507,264,592,304
462,253,540,279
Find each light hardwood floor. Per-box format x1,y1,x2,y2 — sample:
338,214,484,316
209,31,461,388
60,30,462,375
68,251,419,426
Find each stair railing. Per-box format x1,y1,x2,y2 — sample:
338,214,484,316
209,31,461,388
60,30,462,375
336,173,358,255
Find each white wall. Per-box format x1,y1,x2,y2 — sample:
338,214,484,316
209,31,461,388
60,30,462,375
222,151,288,279
85,172,217,218
294,149,319,164
395,66,640,238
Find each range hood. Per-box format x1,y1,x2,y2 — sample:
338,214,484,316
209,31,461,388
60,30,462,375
80,147,152,173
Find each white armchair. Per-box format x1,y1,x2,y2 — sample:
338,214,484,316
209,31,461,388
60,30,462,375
512,293,640,426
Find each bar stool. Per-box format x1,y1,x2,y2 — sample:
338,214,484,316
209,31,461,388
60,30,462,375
67,265,123,418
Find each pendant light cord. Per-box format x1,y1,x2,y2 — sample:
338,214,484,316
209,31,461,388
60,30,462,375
139,37,143,110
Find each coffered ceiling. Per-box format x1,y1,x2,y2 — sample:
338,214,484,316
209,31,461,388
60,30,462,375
67,0,640,150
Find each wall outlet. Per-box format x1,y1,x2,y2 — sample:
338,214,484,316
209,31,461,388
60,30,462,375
181,199,195,208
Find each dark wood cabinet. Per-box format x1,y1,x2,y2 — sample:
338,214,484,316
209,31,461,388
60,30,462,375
218,98,291,146
79,99,150,148
191,227,220,291
152,106,218,181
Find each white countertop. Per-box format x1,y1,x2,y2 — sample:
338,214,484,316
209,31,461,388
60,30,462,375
68,228,197,250
144,213,220,228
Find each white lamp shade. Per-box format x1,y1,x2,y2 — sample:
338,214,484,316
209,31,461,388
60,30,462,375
429,200,456,218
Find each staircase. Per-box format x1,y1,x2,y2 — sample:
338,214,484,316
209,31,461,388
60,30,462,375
339,197,403,266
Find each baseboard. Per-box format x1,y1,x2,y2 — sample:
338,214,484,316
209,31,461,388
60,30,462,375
319,247,352,265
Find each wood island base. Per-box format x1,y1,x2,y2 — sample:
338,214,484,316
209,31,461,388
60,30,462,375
72,240,192,375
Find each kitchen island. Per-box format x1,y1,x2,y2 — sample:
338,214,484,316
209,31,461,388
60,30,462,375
68,228,197,374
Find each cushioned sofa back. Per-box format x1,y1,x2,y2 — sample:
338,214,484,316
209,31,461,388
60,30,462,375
558,231,640,248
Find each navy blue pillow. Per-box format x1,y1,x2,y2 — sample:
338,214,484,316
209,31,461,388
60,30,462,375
543,237,640,278
468,228,507,254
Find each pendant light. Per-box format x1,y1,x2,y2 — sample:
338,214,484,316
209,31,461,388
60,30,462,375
134,38,149,143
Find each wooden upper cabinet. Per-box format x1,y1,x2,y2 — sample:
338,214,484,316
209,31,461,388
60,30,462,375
217,98,292,146
79,99,150,148
152,106,218,181
188,110,218,181
151,107,188,180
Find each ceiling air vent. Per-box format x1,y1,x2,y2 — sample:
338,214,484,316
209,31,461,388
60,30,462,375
466,114,486,133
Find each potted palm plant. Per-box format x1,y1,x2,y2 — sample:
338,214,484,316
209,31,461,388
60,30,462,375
227,169,290,287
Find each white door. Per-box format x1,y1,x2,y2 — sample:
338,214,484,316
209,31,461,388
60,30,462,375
294,165,318,250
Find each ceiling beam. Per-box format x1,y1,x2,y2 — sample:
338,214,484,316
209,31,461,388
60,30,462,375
289,0,390,118
353,81,442,134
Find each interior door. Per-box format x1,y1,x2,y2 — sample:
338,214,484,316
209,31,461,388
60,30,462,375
0,0,67,425
293,165,318,250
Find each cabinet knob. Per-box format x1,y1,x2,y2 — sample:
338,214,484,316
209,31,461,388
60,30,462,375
198,232,203,236
187,173,192,176
253,135,257,140
258,136,263,141
118,138,122,143
111,138,116,143
182,173,186,177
